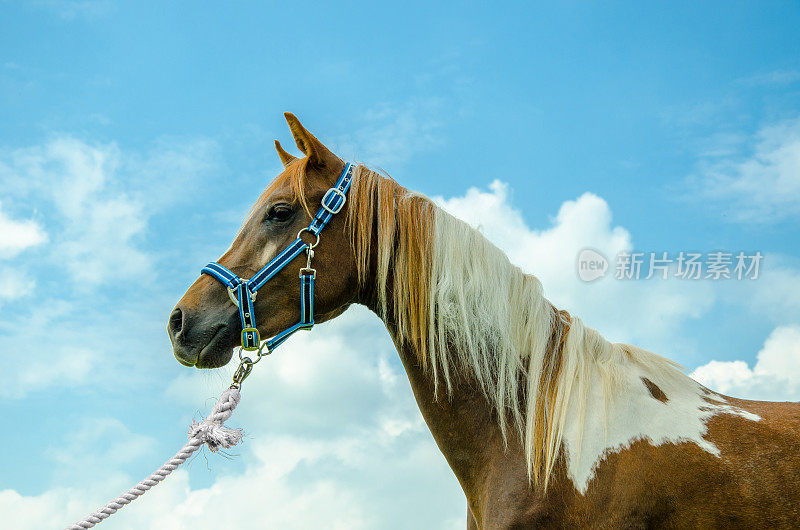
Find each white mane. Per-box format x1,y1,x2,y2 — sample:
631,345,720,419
428,205,691,488
346,165,758,491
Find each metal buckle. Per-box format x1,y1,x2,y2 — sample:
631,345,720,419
240,327,260,351
299,267,316,278
321,187,346,215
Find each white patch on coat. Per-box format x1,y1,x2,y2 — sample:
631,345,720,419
561,365,761,494
257,241,279,266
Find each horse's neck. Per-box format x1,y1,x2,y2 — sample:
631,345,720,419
374,296,711,500
361,279,563,507
383,325,513,502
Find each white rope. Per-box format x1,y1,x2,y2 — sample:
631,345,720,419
66,387,244,530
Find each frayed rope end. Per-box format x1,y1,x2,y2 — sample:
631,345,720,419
188,419,243,452
187,386,244,452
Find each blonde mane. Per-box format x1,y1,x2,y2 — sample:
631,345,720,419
339,164,684,489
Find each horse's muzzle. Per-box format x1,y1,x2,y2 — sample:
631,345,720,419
168,306,236,368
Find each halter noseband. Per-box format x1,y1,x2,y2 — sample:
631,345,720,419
200,163,354,367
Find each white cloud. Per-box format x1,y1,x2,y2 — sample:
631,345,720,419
335,99,446,168
688,115,800,222
6,435,464,530
0,136,216,285
48,416,158,486
691,325,800,400
0,265,35,302
3,345,94,397
332,50,473,168
0,134,219,400
0,415,159,529
330,56,471,170
715,255,800,324
435,181,714,349
0,202,47,259
166,308,429,440
0,288,112,397
5,307,466,529
24,137,149,284
0,488,80,530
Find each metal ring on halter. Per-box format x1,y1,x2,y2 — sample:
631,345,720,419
231,340,270,388
237,341,271,362
226,285,257,307
297,227,320,249
237,349,261,366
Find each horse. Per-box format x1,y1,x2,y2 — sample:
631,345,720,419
169,113,800,528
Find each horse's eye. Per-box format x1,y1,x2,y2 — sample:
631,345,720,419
266,204,294,223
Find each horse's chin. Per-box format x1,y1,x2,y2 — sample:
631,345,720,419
196,345,234,369
173,324,236,369
195,328,235,368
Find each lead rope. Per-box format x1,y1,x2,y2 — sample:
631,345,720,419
66,364,253,529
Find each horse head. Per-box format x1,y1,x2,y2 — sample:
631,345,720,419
168,113,358,368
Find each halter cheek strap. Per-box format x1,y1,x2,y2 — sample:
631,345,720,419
200,162,354,363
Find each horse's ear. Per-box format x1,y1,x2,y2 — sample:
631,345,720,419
274,140,297,168
284,112,341,168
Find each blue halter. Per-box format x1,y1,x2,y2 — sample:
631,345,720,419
201,163,354,373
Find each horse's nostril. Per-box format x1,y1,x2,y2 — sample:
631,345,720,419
169,307,184,336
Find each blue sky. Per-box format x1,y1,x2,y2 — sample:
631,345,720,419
1,1,800,528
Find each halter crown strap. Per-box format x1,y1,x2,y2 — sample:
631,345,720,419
200,162,354,355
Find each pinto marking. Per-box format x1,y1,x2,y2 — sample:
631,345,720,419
561,361,760,494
